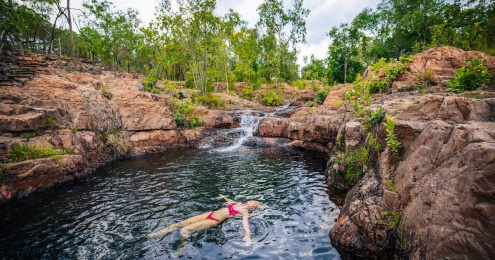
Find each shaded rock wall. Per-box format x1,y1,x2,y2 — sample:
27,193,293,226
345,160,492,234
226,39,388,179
329,95,495,259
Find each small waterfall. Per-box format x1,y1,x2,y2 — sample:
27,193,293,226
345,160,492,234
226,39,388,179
216,111,263,152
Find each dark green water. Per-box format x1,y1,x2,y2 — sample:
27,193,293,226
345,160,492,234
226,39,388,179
0,146,340,259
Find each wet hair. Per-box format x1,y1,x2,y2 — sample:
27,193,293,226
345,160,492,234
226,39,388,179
246,200,260,208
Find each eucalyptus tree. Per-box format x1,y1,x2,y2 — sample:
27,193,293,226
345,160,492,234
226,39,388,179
80,0,143,71
256,0,309,84
327,23,364,84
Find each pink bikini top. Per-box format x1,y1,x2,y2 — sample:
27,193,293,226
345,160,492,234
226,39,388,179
228,203,241,217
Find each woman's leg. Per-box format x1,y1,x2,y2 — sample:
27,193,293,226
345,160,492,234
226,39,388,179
180,219,219,238
148,212,212,238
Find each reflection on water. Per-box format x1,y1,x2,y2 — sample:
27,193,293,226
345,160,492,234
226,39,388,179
0,146,341,259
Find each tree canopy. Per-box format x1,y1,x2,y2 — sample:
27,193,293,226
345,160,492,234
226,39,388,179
1,0,493,87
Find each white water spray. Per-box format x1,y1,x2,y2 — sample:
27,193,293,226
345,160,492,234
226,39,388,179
216,111,262,152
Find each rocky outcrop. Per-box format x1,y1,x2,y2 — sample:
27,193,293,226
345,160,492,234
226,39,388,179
258,105,355,152
329,95,495,259
0,58,236,204
326,47,495,259
393,46,495,91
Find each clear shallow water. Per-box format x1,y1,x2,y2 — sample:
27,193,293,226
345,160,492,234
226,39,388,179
0,147,341,259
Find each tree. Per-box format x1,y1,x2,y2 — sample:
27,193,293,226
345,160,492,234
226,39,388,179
301,55,326,80
327,23,364,84
256,0,309,83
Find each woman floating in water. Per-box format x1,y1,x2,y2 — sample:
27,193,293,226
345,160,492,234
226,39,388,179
148,194,260,244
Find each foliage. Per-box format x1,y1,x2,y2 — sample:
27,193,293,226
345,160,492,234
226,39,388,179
314,90,328,104
260,90,283,107
370,108,386,125
447,58,492,92
19,131,37,139
368,133,383,152
292,79,306,89
301,55,326,81
336,132,343,148
369,58,410,94
385,115,401,156
305,101,314,107
341,146,370,183
100,86,113,99
344,74,372,115
98,129,129,155
327,23,364,84
386,179,397,192
9,143,75,163
44,117,59,129
171,98,202,129
418,68,435,84
143,76,158,92
383,210,400,229
241,85,255,100
195,94,225,109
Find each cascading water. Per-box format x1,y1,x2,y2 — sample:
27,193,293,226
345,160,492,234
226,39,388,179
216,111,262,152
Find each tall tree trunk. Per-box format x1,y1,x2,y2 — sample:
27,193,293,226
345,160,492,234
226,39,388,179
67,0,74,58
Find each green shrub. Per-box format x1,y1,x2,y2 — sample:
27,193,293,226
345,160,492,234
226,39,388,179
386,179,397,192
143,76,158,92
336,132,343,148
368,79,388,94
368,133,383,152
100,86,113,99
241,85,255,100
172,99,202,129
383,210,400,229
196,94,225,109
185,71,195,89
343,146,370,183
292,79,306,89
385,115,401,156
448,58,492,92
305,101,314,107
10,143,74,162
261,91,283,107
370,108,386,125
44,117,59,129
19,131,36,139
314,90,328,104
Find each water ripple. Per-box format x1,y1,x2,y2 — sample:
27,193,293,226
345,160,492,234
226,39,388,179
0,148,341,259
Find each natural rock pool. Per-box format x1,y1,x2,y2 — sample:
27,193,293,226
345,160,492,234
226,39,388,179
0,146,340,259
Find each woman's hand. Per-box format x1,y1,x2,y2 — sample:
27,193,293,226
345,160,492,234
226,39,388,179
219,194,235,203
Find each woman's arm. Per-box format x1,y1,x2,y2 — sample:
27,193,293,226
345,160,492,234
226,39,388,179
219,194,235,203
242,212,251,245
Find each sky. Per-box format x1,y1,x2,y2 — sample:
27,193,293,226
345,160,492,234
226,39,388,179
70,0,382,67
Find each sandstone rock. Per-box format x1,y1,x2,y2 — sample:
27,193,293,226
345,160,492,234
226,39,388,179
332,94,495,259
323,84,350,110
395,121,495,259
200,110,235,128
129,130,178,154
344,121,362,150
116,101,176,131
392,46,495,91
259,117,289,138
